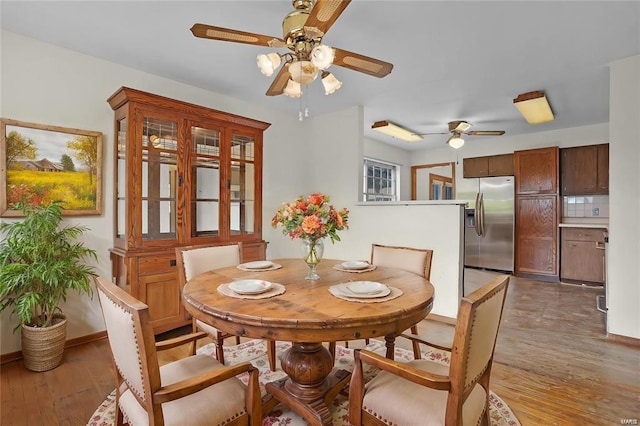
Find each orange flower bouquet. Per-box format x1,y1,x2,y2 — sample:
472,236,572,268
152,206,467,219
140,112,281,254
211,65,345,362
272,193,349,280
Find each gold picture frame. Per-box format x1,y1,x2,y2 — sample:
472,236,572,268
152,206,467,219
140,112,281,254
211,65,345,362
1,118,103,216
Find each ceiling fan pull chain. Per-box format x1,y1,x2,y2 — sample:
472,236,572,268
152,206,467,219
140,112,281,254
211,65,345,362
304,88,310,118
298,92,304,121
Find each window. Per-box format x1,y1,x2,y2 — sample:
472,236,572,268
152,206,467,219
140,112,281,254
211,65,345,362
363,158,399,201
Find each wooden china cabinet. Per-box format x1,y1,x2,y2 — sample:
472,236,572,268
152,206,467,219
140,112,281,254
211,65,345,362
107,87,270,333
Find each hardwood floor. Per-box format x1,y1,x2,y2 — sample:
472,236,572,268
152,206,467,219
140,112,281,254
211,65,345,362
1,269,638,425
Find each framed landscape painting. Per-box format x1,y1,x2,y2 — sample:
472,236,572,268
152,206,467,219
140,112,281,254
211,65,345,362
0,118,103,216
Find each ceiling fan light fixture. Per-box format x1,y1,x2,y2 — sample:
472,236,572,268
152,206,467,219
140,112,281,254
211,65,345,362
289,60,318,84
371,120,423,142
447,135,465,149
513,90,554,124
321,71,342,95
256,53,281,77
310,44,335,70
283,79,302,98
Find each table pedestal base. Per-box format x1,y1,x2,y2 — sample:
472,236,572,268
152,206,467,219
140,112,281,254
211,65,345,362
265,342,351,426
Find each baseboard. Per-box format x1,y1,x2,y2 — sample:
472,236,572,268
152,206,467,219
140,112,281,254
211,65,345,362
607,332,640,347
0,330,108,365
514,272,559,283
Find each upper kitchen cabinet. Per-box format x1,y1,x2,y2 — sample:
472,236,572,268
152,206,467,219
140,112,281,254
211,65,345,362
514,147,559,194
463,154,514,178
561,144,609,195
107,87,270,333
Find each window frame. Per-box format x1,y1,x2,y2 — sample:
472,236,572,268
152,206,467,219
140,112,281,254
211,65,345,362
362,157,400,202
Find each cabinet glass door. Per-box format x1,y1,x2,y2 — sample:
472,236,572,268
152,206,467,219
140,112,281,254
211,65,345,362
141,117,178,241
230,132,257,236
116,117,127,239
191,126,221,237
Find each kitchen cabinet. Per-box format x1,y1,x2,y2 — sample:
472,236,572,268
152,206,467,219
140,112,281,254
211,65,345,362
514,147,559,194
597,144,609,193
463,153,514,178
561,144,609,195
514,147,560,280
561,227,606,284
107,87,270,333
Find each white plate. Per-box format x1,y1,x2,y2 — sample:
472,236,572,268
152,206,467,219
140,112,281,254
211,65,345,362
240,260,274,269
229,279,273,295
334,283,391,299
346,281,388,294
340,261,370,270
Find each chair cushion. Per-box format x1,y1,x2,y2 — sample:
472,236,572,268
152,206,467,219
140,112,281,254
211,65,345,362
363,359,486,426
118,354,248,426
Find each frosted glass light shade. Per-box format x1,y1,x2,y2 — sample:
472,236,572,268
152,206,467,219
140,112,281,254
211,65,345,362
321,71,342,95
283,79,302,98
447,136,465,149
256,53,281,76
310,45,335,70
288,60,318,84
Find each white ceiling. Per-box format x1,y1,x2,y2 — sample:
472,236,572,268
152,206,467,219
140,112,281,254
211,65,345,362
1,1,639,151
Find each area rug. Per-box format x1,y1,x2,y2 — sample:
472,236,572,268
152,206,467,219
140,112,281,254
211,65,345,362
88,339,520,425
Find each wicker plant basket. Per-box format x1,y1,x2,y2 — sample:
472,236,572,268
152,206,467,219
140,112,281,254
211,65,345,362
21,314,68,372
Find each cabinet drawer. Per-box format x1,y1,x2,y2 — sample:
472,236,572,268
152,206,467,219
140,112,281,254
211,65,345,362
139,255,176,276
562,228,606,243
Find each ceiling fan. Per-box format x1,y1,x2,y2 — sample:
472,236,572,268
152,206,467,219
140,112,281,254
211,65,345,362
190,0,393,98
420,121,506,149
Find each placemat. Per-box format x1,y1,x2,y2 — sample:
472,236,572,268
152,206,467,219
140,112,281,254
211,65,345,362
328,285,403,303
236,263,283,272
218,282,285,299
333,264,377,273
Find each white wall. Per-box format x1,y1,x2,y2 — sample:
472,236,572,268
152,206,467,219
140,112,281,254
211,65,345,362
0,30,301,354
608,55,640,339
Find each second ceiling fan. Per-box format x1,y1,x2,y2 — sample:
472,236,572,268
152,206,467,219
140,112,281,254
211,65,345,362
190,0,393,98
420,121,506,149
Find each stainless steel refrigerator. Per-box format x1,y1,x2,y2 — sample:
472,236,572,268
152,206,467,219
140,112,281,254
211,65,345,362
457,176,514,273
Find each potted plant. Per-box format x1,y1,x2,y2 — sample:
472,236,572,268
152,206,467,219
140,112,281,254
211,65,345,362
0,201,97,371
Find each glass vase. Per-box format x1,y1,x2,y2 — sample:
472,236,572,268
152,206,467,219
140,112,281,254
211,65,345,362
301,238,324,280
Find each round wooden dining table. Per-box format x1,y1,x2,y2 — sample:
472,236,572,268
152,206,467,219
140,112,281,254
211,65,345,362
182,258,434,426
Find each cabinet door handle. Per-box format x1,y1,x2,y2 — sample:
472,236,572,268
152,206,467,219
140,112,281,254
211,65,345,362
595,242,605,250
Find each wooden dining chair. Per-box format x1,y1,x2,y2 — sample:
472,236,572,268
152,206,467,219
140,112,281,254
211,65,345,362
96,276,262,426
402,274,512,359
349,274,510,426
330,244,434,359
176,242,277,371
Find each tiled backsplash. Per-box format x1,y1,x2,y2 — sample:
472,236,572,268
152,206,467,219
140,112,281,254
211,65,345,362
563,195,609,218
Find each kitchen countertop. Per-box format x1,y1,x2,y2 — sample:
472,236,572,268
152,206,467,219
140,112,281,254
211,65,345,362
559,222,608,229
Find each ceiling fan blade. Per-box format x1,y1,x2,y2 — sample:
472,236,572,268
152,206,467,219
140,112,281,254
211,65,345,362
305,0,352,35
416,132,448,136
266,65,290,96
466,130,506,136
191,24,284,47
333,47,393,78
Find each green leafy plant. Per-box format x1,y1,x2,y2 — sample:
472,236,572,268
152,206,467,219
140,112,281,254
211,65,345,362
0,201,97,330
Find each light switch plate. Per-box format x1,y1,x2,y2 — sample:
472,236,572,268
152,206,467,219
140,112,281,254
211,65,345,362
593,207,600,216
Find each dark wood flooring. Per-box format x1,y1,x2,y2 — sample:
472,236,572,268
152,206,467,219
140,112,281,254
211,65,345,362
1,269,638,425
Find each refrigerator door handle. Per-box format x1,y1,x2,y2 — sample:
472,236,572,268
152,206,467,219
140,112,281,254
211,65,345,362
474,193,482,236
478,192,485,237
